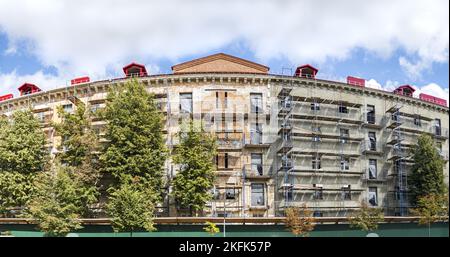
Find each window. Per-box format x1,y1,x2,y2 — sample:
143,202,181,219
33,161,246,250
413,115,421,127
36,112,45,123
340,128,349,143
367,105,375,124
434,119,441,136
250,93,263,113
313,184,323,200
90,103,101,113
312,135,321,142
310,102,320,111
368,187,378,206
224,153,229,169
368,132,376,151
62,104,73,114
391,109,400,122
312,126,321,133
338,105,348,113
224,92,228,109
342,185,351,200
286,188,293,201
251,183,265,206
250,123,263,144
251,153,263,176
313,211,323,217
282,96,292,109
312,156,321,170
340,157,350,171
225,188,235,199
179,93,193,114
369,159,377,179
282,155,292,169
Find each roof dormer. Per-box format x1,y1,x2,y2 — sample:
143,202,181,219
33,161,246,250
347,76,365,87
18,83,41,96
294,64,318,79
393,85,415,97
123,62,148,77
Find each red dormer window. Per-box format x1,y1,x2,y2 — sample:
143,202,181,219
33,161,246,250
123,62,148,77
0,94,14,102
18,83,42,96
347,76,365,87
393,85,415,97
294,64,318,79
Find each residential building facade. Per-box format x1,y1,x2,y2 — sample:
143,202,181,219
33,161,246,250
0,53,448,217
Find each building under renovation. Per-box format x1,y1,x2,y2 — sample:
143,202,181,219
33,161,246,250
0,53,448,217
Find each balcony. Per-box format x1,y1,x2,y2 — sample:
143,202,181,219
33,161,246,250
287,104,363,125
215,131,243,150
431,126,449,139
362,168,388,182
243,132,270,148
360,140,383,155
243,164,272,179
362,113,383,129
438,150,449,162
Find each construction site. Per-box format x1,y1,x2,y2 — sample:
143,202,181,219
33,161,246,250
0,53,448,218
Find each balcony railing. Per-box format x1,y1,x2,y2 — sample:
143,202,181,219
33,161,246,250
431,126,449,138
292,104,363,122
243,164,272,177
360,140,383,154
215,132,243,149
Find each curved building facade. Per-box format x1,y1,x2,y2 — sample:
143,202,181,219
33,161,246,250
1,53,448,217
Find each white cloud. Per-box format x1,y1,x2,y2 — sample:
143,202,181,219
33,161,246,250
414,83,449,106
365,79,448,107
0,0,448,94
0,70,66,97
365,79,384,90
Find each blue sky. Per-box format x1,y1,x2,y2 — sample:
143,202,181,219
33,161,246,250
0,0,448,104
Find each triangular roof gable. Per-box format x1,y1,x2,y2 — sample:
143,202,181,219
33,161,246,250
123,62,147,76
295,64,318,75
171,53,269,74
18,83,41,91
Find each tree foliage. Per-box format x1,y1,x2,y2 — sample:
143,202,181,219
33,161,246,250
0,110,48,173
349,202,384,232
203,221,220,236
409,134,446,206
410,193,449,226
106,183,157,235
0,172,35,216
171,121,217,216
100,79,167,197
285,204,316,237
0,110,48,215
53,103,100,216
25,166,86,237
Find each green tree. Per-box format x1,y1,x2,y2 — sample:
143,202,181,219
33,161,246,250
349,202,384,232
0,110,48,216
0,172,35,216
100,79,167,196
285,204,316,237
171,121,217,216
409,134,446,206
54,103,100,216
410,193,449,237
0,110,48,173
203,221,220,236
25,166,85,237
106,183,157,237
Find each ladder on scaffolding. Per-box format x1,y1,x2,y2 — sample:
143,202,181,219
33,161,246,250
391,101,408,216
